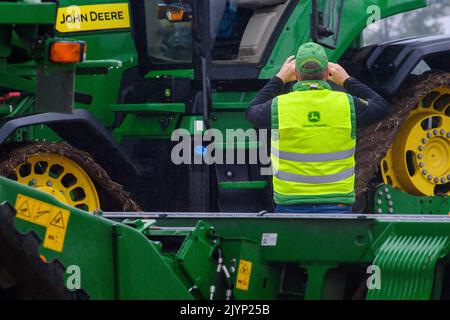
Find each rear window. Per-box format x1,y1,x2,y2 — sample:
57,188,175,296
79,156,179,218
363,0,450,46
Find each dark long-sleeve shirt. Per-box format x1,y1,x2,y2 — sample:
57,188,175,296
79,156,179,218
245,77,389,129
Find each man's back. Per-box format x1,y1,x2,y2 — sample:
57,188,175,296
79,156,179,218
271,83,356,206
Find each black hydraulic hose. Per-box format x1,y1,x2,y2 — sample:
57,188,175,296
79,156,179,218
222,264,232,300
209,248,223,300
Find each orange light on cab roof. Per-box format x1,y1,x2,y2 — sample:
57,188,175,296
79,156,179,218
167,9,185,22
50,41,86,64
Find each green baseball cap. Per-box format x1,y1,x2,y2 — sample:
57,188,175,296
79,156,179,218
296,42,328,74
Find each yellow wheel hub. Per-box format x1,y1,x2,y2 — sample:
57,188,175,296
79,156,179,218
381,85,450,196
14,153,100,211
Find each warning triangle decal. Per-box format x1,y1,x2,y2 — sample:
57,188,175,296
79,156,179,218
50,211,65,229
239,263,250,274
17,200,31,217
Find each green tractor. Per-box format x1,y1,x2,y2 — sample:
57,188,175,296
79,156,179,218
0,0,448,215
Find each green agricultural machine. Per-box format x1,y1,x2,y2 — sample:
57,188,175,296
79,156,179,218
0,0,449,300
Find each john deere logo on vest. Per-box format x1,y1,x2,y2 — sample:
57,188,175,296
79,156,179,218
308,111,321,123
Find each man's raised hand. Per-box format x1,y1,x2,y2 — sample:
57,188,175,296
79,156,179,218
276,55,297,84
327,62,351,86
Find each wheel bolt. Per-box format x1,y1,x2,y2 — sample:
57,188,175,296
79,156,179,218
434,177,439,183
422,169,427,175
448,174,450,180
418,154,423,159
388,208,394,214
30,179,37,186
447,132,450,138
427,133,433,138
422,138,427,144
427,175,433,180
441,177,446,183
47,181,52,187
440,129,445,135
419,162,424,167
386,194,392,200
433,129,438,135
418,146,424,151
377,199,382,205
377,208,383,214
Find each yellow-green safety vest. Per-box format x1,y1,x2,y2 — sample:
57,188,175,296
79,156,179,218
271,80,356,205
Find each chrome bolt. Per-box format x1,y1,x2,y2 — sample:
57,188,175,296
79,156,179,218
433,129,438,135
377,208,383,214
441,177,446,183
30,179,37,186
225,171,233,178
418,154,423,159
448,174,450,180
427,175,433,180
422,138,427,144
419,162,424,168
418,146,424,151
434,177,439,183
388,201,394,207
422,169,428,175
440,129,445,135
46,181,52,187
447,133,450,138
427,132,433,138
378,191,383,196
386,194,392,200
384,187,389,193
388,208,394,214
377,199,382,205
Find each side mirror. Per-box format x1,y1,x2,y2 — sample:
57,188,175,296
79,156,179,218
311,0,345,49
157,2,193,23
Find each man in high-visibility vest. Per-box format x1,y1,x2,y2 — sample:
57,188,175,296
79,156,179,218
245,42,389,213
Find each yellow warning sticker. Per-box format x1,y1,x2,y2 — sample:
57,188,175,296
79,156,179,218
15,194,71,253
236,259,253,291
55,3,131,33
15,194,52,227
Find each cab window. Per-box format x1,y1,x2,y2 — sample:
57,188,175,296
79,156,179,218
144,0,193,65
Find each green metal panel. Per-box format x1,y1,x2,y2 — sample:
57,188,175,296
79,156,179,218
0,3,56,24
109,103,186,114
367,235,448,300
145,69,195,80
373,185,449,215
219,181,268,190
112,223,194,299
0,177,193,299
112,114,181,140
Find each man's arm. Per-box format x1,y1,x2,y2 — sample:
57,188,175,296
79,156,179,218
245,77,291,129
328,63,390,128
343,78,389,128
245,56,296,129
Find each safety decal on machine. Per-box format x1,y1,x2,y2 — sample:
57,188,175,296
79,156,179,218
235,259,253,291
261,233,278,246
55,3,131,33
15,194,71,253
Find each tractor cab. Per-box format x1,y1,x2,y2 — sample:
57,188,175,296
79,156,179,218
132,0,344,79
